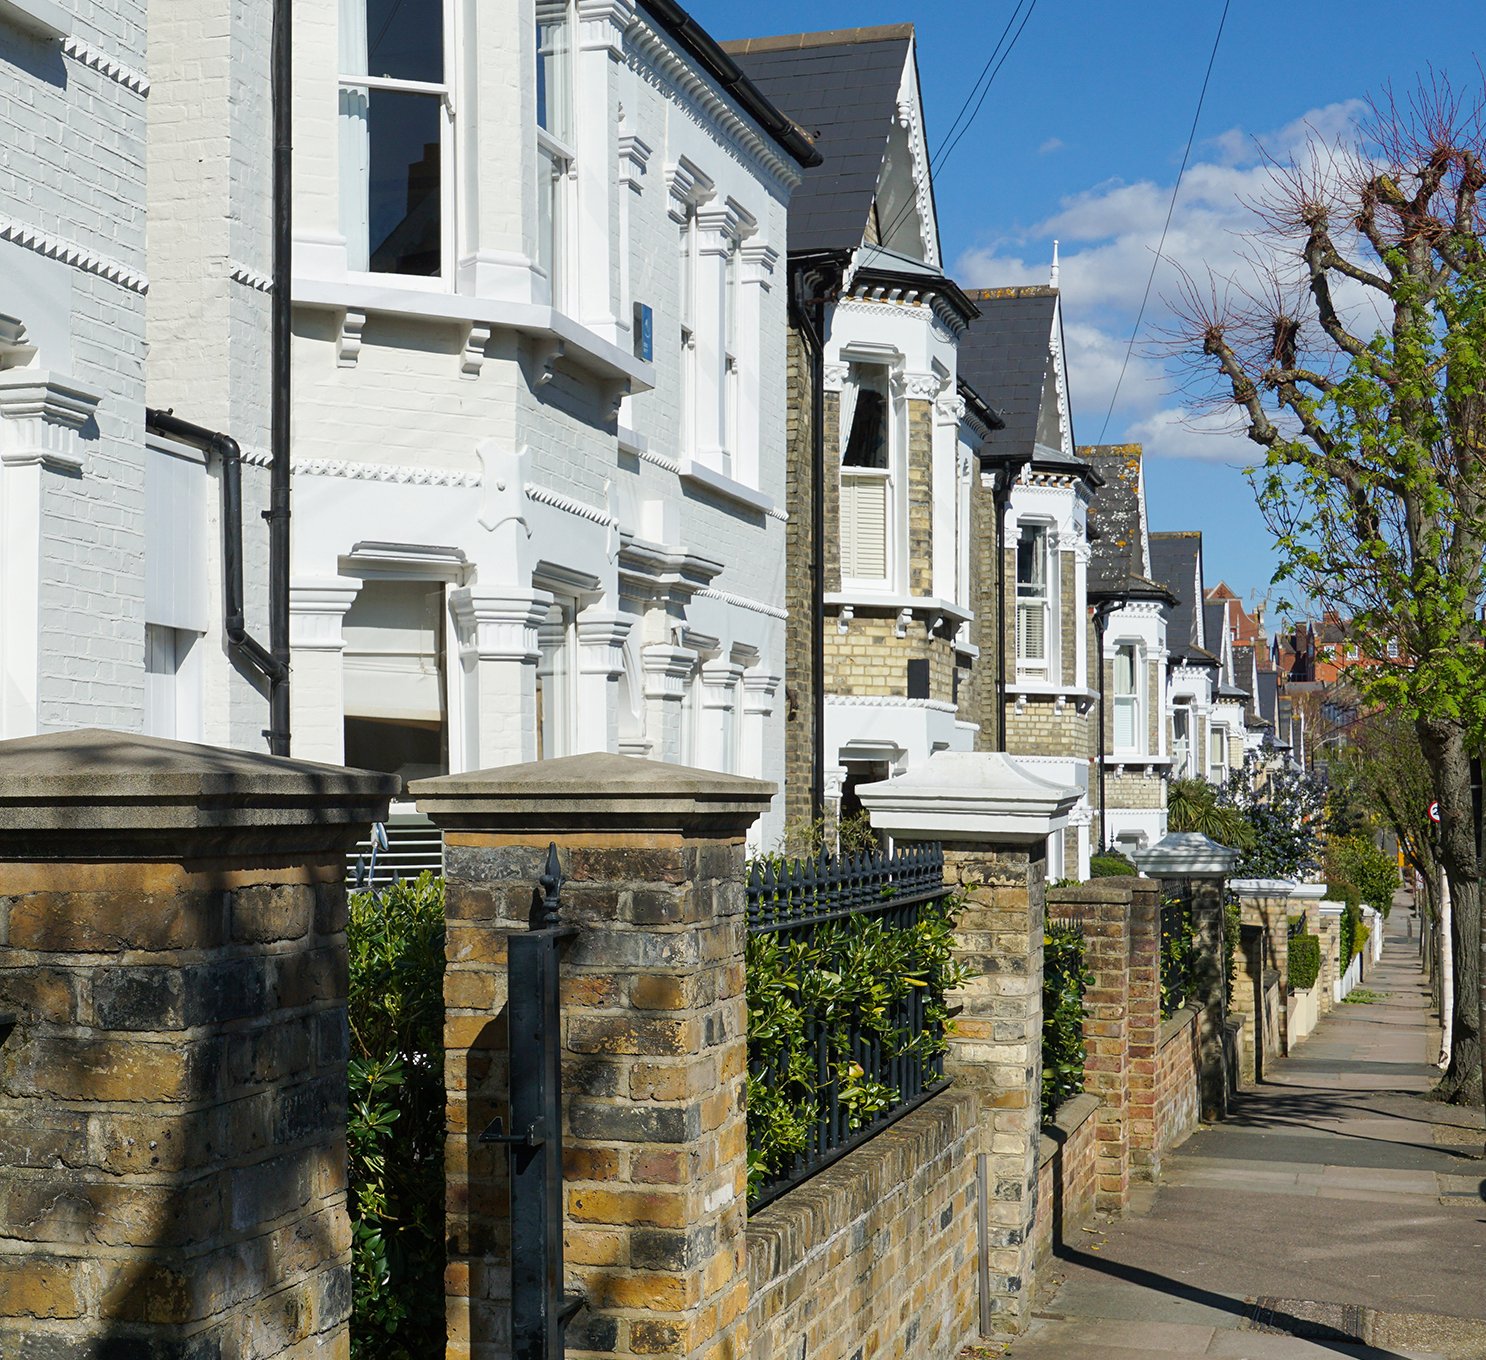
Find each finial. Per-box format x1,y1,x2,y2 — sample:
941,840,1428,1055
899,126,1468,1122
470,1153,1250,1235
539,842,563,928
1050,239,1060,289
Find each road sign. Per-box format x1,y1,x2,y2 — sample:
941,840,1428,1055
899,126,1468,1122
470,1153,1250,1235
1428,801,1440,824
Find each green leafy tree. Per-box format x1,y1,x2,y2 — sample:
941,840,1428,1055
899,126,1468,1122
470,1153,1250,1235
1167,777,1256,850
1178,80,1486,1103
1224,756,1328,881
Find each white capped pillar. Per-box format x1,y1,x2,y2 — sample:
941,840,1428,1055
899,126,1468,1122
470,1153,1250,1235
288,577,362,764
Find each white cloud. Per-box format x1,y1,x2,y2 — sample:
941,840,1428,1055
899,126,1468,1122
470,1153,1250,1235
1037,136,1065,155
951,99,1383,462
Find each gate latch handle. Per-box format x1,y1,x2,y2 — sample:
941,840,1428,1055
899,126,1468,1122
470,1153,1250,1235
479,1116,549,1148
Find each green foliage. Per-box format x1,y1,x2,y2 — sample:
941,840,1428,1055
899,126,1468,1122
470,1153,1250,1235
1289,933,1321,992
1089,851,1136,878
1041,923,1092,1122
1224,899,1242,1007
1166,778,1255,850
1344,988,1387,1005
1225,757,1328,880
745,890,970,1201
347,873,446,1360
1326,834,1399,918
1338,899,1362,964
837,810,881,855
1159,897,1194,1019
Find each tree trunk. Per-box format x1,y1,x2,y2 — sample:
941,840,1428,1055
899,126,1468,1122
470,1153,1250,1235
1439,871,1454,1069
1417,717,1483,1105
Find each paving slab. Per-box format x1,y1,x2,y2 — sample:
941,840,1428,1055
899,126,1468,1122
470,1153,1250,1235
1003,913,1486,1360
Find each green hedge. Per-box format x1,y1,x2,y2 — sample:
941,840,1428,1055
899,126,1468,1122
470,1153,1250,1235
1224,900,1242,1006
348,873,447,1360
1289,932,1321,991
1042,923,1092,1122
1089,851,1136,878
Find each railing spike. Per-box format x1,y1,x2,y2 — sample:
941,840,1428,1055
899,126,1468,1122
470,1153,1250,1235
539,841,562,928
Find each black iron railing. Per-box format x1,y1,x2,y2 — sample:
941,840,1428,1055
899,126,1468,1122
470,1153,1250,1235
745,844,954,1209
1159,889,1194,1018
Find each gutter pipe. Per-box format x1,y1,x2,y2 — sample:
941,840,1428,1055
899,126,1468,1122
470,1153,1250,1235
145,408,289,745
267,0,292,755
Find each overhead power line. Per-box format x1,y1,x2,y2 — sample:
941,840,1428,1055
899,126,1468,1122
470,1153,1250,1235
1096,0,1232,443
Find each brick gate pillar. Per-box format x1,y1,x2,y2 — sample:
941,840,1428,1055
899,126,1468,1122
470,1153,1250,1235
1232,879,1297,1055
1135,833,1239,1123
1044,881,1133,1213
858,751,1080,1338
0,729,395,1360
411,753,773,1360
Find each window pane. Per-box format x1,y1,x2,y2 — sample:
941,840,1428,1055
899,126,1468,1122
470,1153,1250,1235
1016,525,1046,592
364,0,443,83
536,1,572,143
1114,644,1136,696
843,385,889,469
1114,696,1136,749
366,90,442,276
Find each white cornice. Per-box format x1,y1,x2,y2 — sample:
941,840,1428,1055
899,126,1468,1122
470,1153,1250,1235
293,457,480,488
626,17,803,194
695,586,787,620
229,260,273,293
0,214,147,293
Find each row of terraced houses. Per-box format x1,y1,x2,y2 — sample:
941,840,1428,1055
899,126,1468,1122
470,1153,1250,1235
0,5,1298,872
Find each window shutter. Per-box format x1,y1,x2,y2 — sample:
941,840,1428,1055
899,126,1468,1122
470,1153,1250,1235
841,473,887,581
1017,600,1046,663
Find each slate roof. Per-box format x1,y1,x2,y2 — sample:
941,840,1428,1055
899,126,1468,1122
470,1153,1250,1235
958,287,1061,459
723,27,913,254
1083,444,1146,597
1149,532,1214,666
1233,647,1266,727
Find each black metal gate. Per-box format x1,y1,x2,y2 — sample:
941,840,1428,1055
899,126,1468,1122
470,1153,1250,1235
480,844,584,1359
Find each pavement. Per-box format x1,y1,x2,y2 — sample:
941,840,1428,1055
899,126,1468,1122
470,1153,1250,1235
992,902,1486,1360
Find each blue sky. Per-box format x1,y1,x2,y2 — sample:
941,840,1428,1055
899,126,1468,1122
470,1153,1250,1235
691,0,1483,607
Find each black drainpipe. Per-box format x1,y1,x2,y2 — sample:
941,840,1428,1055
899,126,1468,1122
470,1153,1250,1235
146,409,289,729
1092,598,1118,853
267,0,293,754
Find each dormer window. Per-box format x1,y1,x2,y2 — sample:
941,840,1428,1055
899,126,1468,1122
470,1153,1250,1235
339,0,451,279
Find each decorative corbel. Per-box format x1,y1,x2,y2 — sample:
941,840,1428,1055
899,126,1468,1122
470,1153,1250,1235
895,607,913,639
837,604,854,634
337,310,366,368
532,336,565,386
461,322,492,379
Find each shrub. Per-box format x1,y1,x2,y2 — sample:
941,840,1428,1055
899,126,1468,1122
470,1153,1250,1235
1339,899,1362,964
348,873,446,1360
1327,834,1398,918
1089,851,1136,878
1042,922,1092,1122
1224,899,1242,1006
1289,933,1321,991
745,891,969,1201
1159,896,1194,1019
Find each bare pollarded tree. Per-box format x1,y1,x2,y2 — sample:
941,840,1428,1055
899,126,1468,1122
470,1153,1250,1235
1172,74,1486,1105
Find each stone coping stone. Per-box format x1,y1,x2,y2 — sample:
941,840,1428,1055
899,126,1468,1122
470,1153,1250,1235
1289,883,1328,900
411,751,775,834
0,728,397,858
1039,1091,1101,1168
1159,1004,1199,1049
1134,830,1241,877
1230,877,1300,898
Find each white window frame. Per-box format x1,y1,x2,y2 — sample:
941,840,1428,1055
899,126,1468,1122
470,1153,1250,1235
534,0,578,310
1208,723,1228,784
838,358,897,588
1172,701,1194,779
679,206,698,459
1111,640,1142,755
338,0,457,287
1015,520,1053,678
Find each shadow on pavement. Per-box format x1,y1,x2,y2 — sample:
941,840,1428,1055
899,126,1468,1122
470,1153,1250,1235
1052,1244,1421,1359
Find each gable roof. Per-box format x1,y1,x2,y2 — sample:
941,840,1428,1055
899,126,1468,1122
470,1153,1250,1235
1083,444,1154,598
958,287,1056,457
723,26,913,254
1149,531,1215,666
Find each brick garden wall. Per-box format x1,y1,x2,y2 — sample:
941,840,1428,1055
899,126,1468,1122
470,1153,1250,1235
746,1089,980,1360
1154,1007,1200,1158
1031,1093,1099,1275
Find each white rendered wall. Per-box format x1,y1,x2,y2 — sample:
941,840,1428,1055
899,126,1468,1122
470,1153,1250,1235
0,8,149,737
287,1,796,842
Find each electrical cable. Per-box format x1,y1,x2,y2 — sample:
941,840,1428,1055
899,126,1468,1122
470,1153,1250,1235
877,0,1039,252
1095,0,1232,442
930,0,1029,164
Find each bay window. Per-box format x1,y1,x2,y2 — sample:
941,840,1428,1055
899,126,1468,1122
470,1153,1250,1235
1112,642,1140,752
339,0,451,279
840,362,892,584
536,0,575,308
1015,523,1050,675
